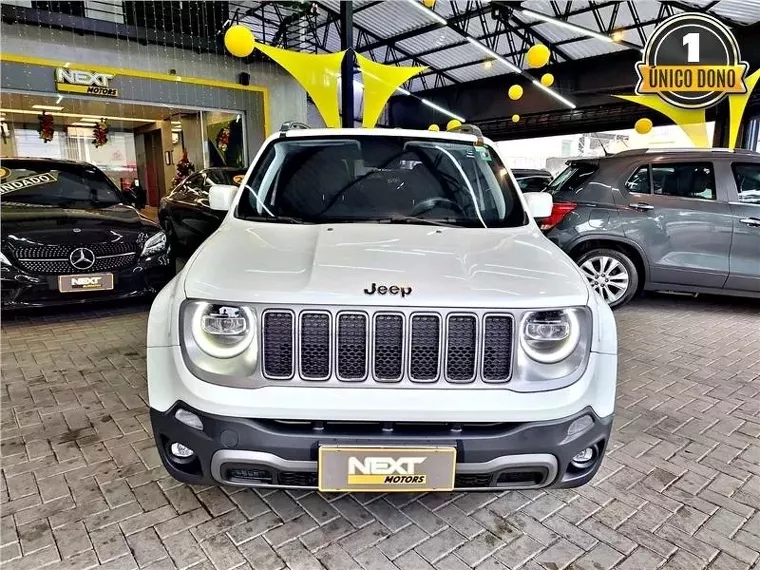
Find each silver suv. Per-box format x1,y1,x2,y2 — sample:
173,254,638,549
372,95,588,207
544,148,760,307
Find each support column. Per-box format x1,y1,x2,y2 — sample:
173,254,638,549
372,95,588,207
340,0,354,128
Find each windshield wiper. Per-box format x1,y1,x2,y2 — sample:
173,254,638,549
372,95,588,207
372,215,460,227
243,215,312,224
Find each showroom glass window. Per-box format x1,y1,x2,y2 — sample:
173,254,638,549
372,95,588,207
0,163,122,207
236,136,526,228
731,163,760,204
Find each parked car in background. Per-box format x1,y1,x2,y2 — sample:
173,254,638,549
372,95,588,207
512,168,553,192
0,158,172,309
542,148,760,308
158,167,246,256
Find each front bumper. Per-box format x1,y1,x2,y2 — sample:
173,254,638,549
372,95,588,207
1,251,173,309
151,402,613,491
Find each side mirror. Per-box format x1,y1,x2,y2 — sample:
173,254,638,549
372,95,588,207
523,192,553,219
209,184,238,211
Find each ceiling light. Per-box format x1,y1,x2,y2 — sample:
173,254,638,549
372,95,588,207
421,98,465,122
465,37,520,73
396,87,411,96
520,8,615,44
532,79,576,109
404,0,447,25
484,60,494,70
611,30,624,42
1,108,154,123
171,120,182,125
32,105,64,111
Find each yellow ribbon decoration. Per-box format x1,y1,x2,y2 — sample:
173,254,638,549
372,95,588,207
356,53,426,128
727,68,760,149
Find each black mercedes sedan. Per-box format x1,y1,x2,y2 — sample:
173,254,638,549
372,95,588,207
158,167,246,256
1,158,173,310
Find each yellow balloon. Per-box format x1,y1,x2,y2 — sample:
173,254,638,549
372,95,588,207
446,119,462,131
428,124,440,131
422,0,436,7
635,118,653,135
526,44,551,68
508,84,523,100
512,114,520,123
540,73,554,87
224,25,255,58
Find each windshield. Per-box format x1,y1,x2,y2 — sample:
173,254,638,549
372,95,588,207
235,136,526,228
0,162,123,208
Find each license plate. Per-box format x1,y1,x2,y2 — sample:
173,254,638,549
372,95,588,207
318,446,456,492
58,273,114,293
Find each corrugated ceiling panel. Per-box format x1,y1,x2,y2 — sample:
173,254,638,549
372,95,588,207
447,64,511,83
354,2,440,37
619,23,657,48
420,43,486,69
710,0,760,24
528,21,586,42
559,38,627,59
396,26,464,53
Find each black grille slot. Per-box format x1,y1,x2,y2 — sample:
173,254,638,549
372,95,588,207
262,311,294,378
337,313,367,380
299,312,330,380
410,314,440,381
446,315,477,382
455,474,492,488
482,315,513,382
278,471,318,487
373,314,403,381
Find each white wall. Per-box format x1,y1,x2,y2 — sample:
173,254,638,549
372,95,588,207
0,23,307,136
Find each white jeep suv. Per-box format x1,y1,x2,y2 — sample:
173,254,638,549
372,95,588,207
147,125,617,492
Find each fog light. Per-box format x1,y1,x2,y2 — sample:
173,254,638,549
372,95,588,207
175,409,204,430
571,447,595,468
170,442,194,459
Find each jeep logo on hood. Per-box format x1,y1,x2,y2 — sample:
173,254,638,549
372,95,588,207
364,283,412,297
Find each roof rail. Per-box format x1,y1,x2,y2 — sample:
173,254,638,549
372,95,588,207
447,123,485,145
614,147,758,156
279,121,310,134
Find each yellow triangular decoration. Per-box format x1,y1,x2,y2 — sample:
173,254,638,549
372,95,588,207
356,53,426,128
728,69,760,149
256,44,346,128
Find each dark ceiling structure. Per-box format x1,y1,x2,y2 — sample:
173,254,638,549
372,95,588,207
3,1,760,140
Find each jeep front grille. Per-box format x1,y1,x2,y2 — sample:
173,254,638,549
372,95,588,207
260,308,514,385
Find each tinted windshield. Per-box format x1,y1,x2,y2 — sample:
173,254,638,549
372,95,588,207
0,162,122,208
236,136,526,228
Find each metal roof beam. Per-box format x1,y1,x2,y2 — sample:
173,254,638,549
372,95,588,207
661,0,741,27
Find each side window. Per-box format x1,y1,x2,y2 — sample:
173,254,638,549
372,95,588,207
625,166,650,194
731,162,760,204
651,163,716,200
518,177,550,192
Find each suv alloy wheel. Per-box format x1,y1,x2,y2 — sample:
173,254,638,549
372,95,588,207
576,248,639,308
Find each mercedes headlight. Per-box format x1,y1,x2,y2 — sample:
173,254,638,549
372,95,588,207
141,231,167,256
182,301,259,382
516,307,591,386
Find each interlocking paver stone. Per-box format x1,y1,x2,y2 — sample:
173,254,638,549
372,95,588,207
1,297,759,569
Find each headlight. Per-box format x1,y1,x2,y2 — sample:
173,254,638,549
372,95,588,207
141,231,167,256
515,307,592,387
191,303,255,358
521,309,580,364
181,300,259,383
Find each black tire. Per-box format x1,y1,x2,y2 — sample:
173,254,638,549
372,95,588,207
576,248,639,309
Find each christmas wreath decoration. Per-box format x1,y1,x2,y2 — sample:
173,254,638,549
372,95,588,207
38,112,54,143
216,127,230,155
172,150,196,188
92,118,109,148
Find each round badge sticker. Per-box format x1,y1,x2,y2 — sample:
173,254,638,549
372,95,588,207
0,166,10,180
233,174,245,185
635,13,748,109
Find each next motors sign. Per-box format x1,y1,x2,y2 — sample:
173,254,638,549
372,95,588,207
55,68,118,97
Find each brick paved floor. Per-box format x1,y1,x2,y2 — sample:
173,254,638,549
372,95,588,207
1,295,759,570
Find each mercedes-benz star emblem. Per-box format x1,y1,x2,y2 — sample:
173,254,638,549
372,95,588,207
69,247,95,270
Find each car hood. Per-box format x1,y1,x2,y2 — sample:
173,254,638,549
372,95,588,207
183,219,589,308
0,203,156,232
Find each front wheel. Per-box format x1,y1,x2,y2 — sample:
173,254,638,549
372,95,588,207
576,248,639,308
